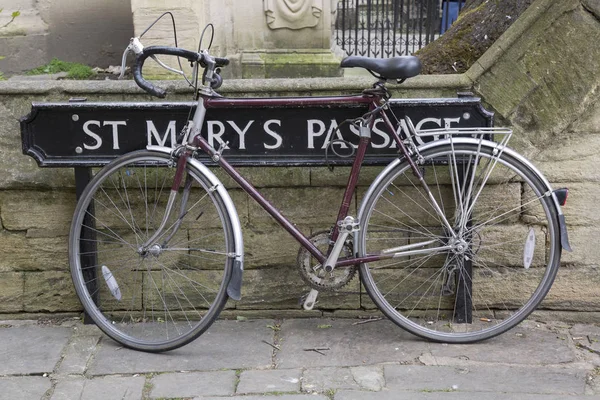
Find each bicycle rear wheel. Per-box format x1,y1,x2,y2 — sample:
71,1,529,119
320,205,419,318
69,150,234,352
357,141,561,343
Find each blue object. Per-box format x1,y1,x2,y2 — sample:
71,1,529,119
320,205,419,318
440,1,464,34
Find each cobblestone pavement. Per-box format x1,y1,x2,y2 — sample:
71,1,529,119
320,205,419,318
1,317,600,399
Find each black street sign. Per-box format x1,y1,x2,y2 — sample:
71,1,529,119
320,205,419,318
21,97,493,167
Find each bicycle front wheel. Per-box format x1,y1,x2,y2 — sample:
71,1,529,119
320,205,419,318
69,150,234,352
357,141,561,343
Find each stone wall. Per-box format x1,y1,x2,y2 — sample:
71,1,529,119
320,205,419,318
465,0,600,321
0,0,598,322
0,0,133,74
0,75,467,320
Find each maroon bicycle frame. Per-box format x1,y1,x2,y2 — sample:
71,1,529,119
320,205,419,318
190,93,412,267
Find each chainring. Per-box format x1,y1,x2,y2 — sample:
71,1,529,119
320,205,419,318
296,231,357,291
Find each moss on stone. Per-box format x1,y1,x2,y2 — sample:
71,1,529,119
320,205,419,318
417,0,535,74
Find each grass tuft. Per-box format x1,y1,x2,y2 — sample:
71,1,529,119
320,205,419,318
26,58,95,79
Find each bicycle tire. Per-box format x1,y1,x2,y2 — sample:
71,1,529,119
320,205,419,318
356,141,561,343
69,150,234,352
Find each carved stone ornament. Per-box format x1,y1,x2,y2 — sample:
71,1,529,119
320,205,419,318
264,0,323,30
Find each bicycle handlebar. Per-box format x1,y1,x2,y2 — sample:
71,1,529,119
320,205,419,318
132,45,229,98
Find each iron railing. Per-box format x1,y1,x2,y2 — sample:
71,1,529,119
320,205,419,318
334,0,466,58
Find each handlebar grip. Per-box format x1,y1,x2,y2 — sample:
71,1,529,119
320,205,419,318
132,46,203,98
214,57,229,67
133,56,166,98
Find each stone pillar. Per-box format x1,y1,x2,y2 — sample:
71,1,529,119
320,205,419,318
238,0,341,78
130,0,342,79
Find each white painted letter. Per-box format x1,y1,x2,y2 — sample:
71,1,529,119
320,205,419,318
322,119,348,150
416,118,443,142
207,121,228,149
147,120,177,147
371,119,390,149
307,119,326,149
103,121,127,150
83,120,102,150
444,117,461,129
264,120,283,149
228,120,254,150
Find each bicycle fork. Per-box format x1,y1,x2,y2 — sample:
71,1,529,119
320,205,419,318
139,152,192,253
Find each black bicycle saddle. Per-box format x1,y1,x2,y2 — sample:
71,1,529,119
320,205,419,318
340,56,422,80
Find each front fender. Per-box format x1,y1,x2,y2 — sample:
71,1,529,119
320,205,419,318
147,145,245,299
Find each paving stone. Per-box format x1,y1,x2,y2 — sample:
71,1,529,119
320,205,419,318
570,324,600,354
237,369,302,394
428,326,576,365
303,367,361,392
384,364,587,395
335,390,595,400
350,366,385,391
150,370,236,398
0,376,52,400
0,326,71,375
50,378,86,400
78,375,146,400
88,320,274,375
277,319,428,368
56,335,100,375
199,396,328,400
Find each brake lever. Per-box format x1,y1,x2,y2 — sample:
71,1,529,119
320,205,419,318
119,38,144,80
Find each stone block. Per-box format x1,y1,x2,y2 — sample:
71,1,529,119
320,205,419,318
23,271,82,312
477,58,537,119
302,367,361,392
241,224,307,269
555,182,600,226
211,166,311,188
150,371,236,398
131,7,199,78
540,265,600,311
0,231,68,272
0,272,23,312
0,190,75,232
56,335,100,375
561,226,600,265
310,166,385,187
384,364,585,394
238,267,360,310
219,309,322,319
0,325,71,375
247,187,353,227
88,319,274,374
276,318,427,369
530,134,600,183
0,377,52,400
571,96,600,133
78,375,146,400
237,369,301,394
51,378,86,400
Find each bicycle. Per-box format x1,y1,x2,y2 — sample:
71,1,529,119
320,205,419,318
68,22,571,353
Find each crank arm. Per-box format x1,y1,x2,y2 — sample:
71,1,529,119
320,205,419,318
324,216,359,273
303,289,319,310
